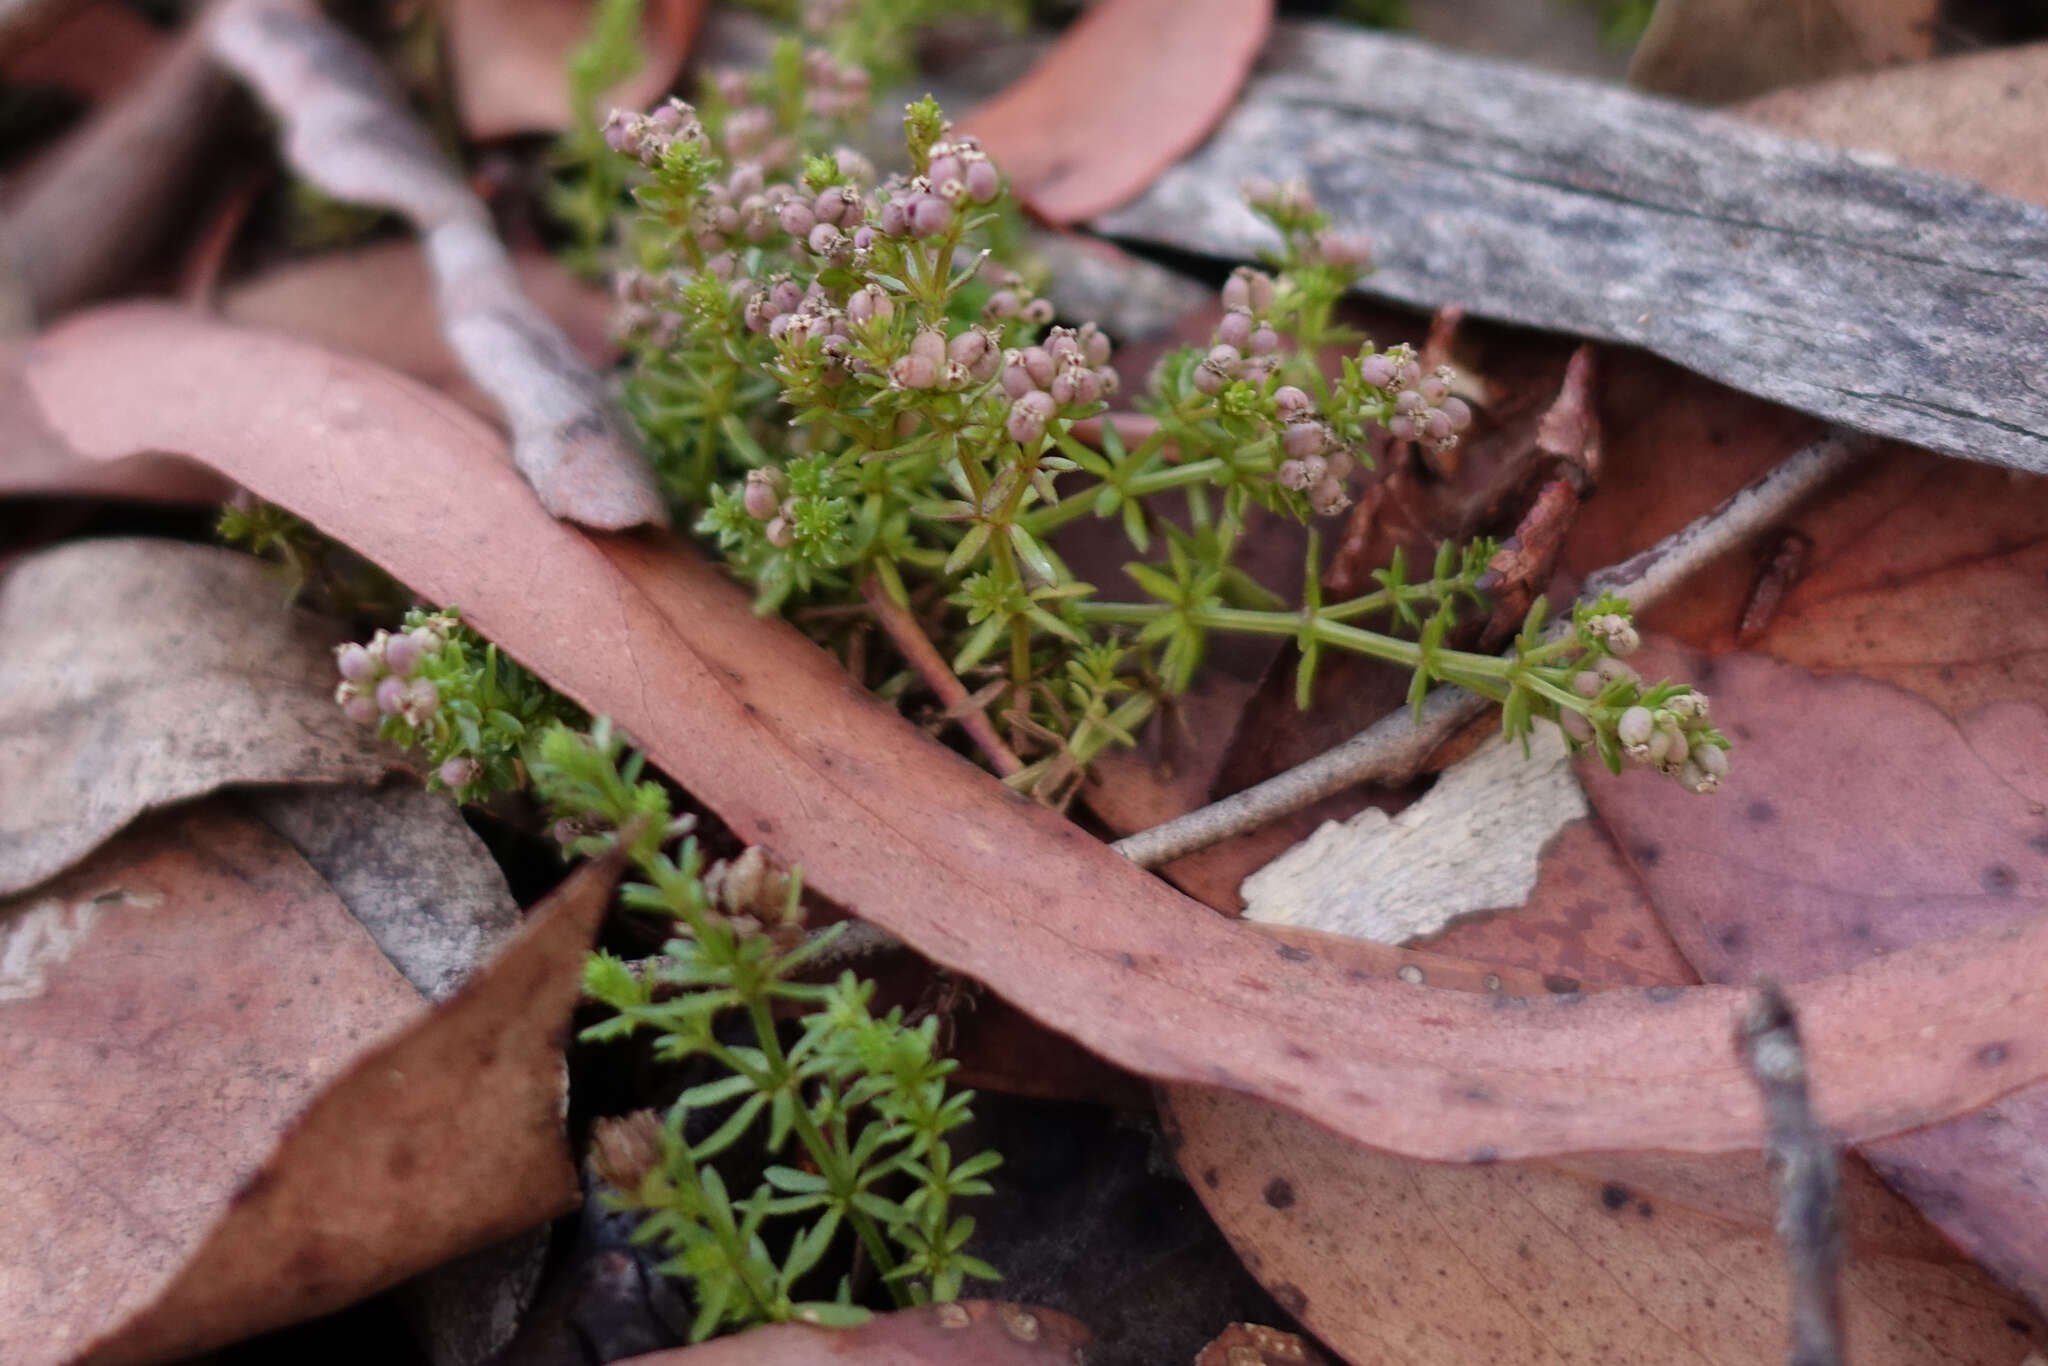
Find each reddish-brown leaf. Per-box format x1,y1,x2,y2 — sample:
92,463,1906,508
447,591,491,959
0,340,228,502
0,809,611,1366
615,1301,1091,1365
25,302,2048,1163
962,0,1275,224
1628,0,1936,103
439,0,706,140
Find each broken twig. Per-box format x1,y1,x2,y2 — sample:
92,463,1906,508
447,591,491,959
1740,982,1846,1366
859,576,1025,777
205,0,665,530
1111,429,1872,867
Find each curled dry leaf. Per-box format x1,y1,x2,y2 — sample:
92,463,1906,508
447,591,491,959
66,842,615,1366
440,0,705,140
27,302,2048,1162
616,1300,1091,1365
963,0,1274,224
1629,0,1935,104
0,537,400,898
205,0,665,530
0,806,612,1365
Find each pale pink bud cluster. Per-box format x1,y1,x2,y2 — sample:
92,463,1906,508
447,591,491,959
999,325,1117,444
1360,346,1472,452
334,617,454,731
602,99,707,169
802,48,870,122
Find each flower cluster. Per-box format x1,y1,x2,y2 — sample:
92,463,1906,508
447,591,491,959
332,608,583,802
578,75,1724,800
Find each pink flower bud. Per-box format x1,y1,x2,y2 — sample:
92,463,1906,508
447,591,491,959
1206,343,1242,373
807,222,843,255
1050,371,1078,405
769,279,803,314
1022,297,1055,325
835,147,874,183
1001,360,1036,399
1386,414,1417,442
406,677,440,717
743,469,783,521
1192,365,1228,397
1571,670,1603,698
1071,368,1103,405
1441,397,1473,433
1419,372,1451,403
335,643,376,683
1282,421,1326,458
340,688,379,728
1559,709,1594,742
909,194,953,238
728,162,764,198
1078,323,1112,368
1222,267,1275,314
927,153,965,188
383,632,424,677
1275,459,1313,491
879,195,910,236
1094,365,1121,397
1274,385,1311,419
765,516,795,548
372,675,410,717
911,327,947,367
1313,230,1371,269
891,352,939,390
1396,389,1427,414
1357,354,1396,389
1617,706,1655,748
985,289,1020,319
1248,324,1280,356
439,757,482,789
1423,409,1454,444
813,186,851,225
778,199,816,237
847,286,887,324
1308,475,1350,516
948,328,993,374
1007,390,1057,445
1216,309,1253,351
1020,345,1055,389
602,110,641,156
964,158,1000,203
1694,743,1729,780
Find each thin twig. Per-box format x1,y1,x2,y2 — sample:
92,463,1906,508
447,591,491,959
1111,429,1873,867
1739,981,1845,1366
205,0,666,531
859,576,1025,777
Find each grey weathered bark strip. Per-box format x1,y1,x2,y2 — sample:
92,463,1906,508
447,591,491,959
207,0,667,530
1095,22,2048,478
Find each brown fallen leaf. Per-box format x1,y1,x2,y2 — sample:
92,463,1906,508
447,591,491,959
1741,43,2048,205
2,0,166,102
26,301,2048,1163
62,839,615,1366
0,801,609,1364
1628,0,1936,103
962,0,1275,224
614,1300,1091,1365
1165,1086,2041,1366
1587,647,2048,1314
439,0,705,140
1164,918,2043,1366
218,241,615,422
0,339,230,501
0,537,400,897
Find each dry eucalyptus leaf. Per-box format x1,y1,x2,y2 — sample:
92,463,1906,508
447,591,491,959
963,0,1273,223
0,803,429,1366
219,242,615,424
1164,1085,2040,1366
0,339,229,501
1628,0,1935,103
27,302,2048,1163
72,850,618,1366
615,1301,1091,1365
439,0,705,140
0,537,401,897
1741,42,2048,205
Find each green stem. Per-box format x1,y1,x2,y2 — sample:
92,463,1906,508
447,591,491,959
1021,458,1228,537
745,998,909,1304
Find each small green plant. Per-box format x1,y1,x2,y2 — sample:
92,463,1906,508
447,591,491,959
579,71,1730,801
539,722,1002,1335
324,616,1002,1339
